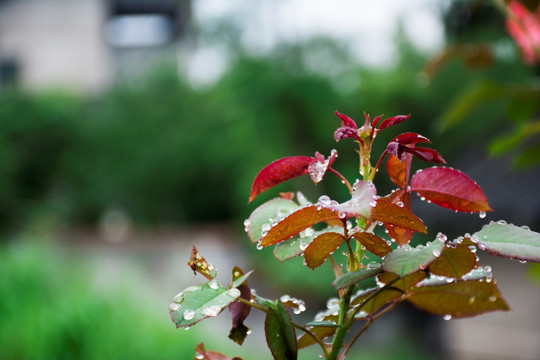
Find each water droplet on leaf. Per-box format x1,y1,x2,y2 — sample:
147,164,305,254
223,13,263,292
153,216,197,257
183,309,195,320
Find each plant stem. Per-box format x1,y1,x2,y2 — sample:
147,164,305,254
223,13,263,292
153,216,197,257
330,287,353,359
340,300,400,358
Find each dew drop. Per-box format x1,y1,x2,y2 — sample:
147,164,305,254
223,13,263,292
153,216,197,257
208,280,219,290
195,354,204,360
202,305,221,317
256,242,263,250
443,314,452,321
184,326,191,330
479,211,486,219
243,219,251,232
227,288,241,298
172,293,184,304
396,201,404,207
280,295,291,303
169,303,181,312
468,296,475,304
488,295,497,302
519,259,527,264
432,250,441,257
233,271,240,277
246,329,252,335
183,309,195,320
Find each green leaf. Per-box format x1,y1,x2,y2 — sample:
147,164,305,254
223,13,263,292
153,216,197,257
332,265,382,290
304,232,345,269
246,198,300,244
232,270,254,289
472,222,540,262
169,281,241,328
382,234,446,277
428,246,477,279
407,280,510,318
265,302,297,360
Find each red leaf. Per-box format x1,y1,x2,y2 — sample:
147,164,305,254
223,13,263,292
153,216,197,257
371,200,427,234
402,146,446,164
428,246,477,279
194,343,241,360
304,232,345,269
378,114,410,131
228,267,251,345
410,167,492,213
335,110,357,129
334,126,360,142
260,206,340,246
386,225,414,246
392,132,431,145
249,156,314,202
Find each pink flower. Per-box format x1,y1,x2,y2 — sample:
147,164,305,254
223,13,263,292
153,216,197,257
505,1,540,64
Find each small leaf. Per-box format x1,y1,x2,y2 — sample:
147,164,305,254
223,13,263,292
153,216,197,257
308,150,338,184
392,132,431,145
273,226,343,262
402,146,446,164
472,222,540,262
352,232,392,257
194,342,242,360
410,167,492,213
387,153,410,189
247,198,300,244
407,280,510,318
249,156,315,202
382,234,446,277
334,126,360,142
335,111,358,129
169,281,241,328
229,267,252,345
265,302,297,360
371,200,427,234
332,265,382,290
260,206,340,247
304,232,345,269
378,114,410,131
188,246,217,280
429,246,477,279
297,326,336,349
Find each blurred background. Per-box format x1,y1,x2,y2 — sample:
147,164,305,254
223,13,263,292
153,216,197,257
1,0,540,359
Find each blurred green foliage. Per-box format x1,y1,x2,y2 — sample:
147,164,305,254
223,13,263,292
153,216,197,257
0,28,534,232
0,238,201,359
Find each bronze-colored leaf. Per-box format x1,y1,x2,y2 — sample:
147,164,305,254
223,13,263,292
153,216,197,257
377,270,428,292
188,246,217,280
371,200,427,234
429,246,477,279
260,206,340,247
352,232,392,257
407,280,510,318
304,232,345,269
297,327,336,349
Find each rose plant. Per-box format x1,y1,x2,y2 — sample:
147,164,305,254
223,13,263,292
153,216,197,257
169,111,540,360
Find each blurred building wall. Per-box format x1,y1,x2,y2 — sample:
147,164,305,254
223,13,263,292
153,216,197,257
0,0,191,93
0,0,111,93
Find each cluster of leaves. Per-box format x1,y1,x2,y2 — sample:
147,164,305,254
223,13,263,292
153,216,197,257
169,111,540,360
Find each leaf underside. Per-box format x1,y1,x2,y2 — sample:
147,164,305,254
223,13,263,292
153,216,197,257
382,236,446,277
473,222,540,262
407,280,510,318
